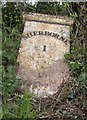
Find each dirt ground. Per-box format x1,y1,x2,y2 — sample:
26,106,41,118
31,77,87,120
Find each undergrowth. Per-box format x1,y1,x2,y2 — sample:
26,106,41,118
2,24,37,119
1,2,87,120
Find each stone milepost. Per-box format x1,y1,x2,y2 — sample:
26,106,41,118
17,13,73,97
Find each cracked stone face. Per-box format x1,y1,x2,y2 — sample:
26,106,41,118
17,13,73,97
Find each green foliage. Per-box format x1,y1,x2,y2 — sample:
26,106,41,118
36,2,70,16
2,2,37,119
77,72,87,94
3,89,36,119
2,25,37,119
65,3,87,96
2,26,20,66
2,2,24,33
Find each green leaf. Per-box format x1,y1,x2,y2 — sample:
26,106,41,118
69,62,79,71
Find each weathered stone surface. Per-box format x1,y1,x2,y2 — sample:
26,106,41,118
17,13,73,97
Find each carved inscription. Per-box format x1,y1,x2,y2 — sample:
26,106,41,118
22,31,68,45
